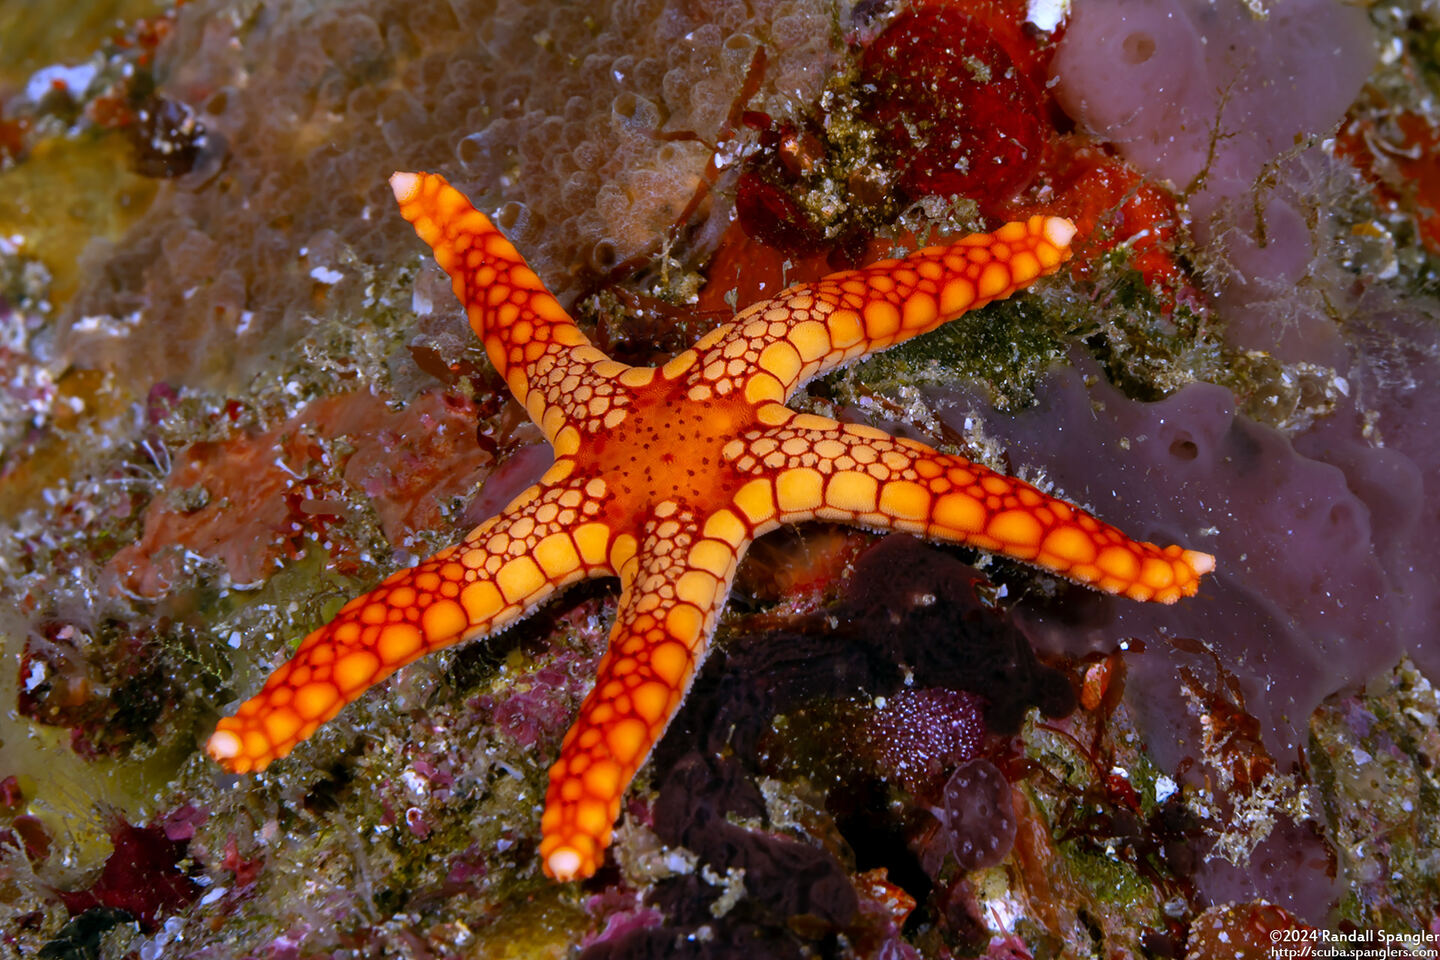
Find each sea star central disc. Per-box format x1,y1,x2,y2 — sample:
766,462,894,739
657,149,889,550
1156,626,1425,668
574,376,756,509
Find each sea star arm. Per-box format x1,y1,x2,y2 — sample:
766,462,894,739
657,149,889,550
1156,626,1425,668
206,475,619,772
390,172,639,451
209,169,1216,885
538,508,743,881
679,215,1077,405
723,410,1215,603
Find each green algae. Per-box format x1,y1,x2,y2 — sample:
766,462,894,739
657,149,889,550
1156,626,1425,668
1053,839,1160,911
830,295,1073,413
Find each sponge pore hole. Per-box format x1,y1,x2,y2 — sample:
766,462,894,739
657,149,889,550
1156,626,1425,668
588,239,619,272
1121,31,1157,65
612,91,661,128
496,201,538,239
1169,437,1199,461
1327,502,1360,539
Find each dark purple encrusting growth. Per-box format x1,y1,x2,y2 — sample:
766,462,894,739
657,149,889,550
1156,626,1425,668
651,756,858,924
655,533,1073,776
588,536,1073,957
834,536,1075,734
578,754,859,959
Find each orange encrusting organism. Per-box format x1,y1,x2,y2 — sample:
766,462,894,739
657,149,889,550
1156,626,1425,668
207,171,1215,882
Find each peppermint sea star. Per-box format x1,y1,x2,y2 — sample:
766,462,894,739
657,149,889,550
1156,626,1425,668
208,172,1214,881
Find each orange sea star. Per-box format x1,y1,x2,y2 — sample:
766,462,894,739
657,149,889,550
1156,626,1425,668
207,172,1214,881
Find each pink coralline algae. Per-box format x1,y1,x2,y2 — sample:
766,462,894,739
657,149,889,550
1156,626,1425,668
474,649,602,751
54,819,200,931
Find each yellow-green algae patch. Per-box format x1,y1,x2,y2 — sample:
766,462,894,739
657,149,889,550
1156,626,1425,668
0,615,194,875
0,135,159,307
0,0,167,89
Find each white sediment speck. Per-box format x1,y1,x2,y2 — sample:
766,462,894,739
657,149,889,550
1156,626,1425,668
1154,775,1178,803
1025,0,1069,32
25,62,98,103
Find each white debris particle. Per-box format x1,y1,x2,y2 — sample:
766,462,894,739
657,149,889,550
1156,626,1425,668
1025,0,1069,32
1154,775,1178,804
25,62,98,103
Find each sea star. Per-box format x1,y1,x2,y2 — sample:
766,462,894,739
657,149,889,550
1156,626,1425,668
207,172,1214,881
